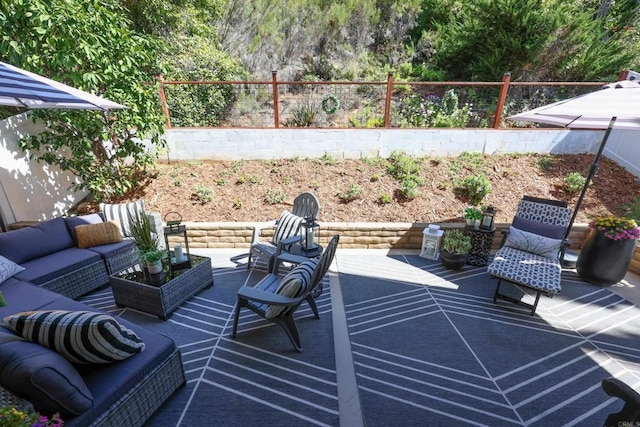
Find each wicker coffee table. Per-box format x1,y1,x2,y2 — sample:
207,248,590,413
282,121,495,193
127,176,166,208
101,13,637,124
109,254,213,320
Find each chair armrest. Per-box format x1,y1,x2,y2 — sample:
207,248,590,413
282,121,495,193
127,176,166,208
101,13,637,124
251,221,277,243
272,252,310,275
237,284,300,307
499,229,510,248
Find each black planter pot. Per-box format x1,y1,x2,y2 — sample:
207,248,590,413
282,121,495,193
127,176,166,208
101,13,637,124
440,250,467,270
576,230,637,285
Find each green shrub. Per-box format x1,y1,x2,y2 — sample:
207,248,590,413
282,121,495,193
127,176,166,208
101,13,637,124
339,184,363,202
564,172,587,193
387,151,424,184
194,185,214,204
316,152,336,166
285,101,318,127
536,155,553,171
379,193,392,204
461,174,491,205
400,179,420,200
264,188,286,204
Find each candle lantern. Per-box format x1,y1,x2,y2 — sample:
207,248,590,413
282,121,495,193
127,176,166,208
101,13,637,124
420,224,444,260
301,216,320,251
480,206,496,230
163,212,191,273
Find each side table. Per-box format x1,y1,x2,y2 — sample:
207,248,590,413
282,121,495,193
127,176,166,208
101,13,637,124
465,226,495,266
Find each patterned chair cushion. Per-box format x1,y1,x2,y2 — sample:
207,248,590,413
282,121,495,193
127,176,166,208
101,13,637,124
504,226,562,259
265,260,316,319
2,310,145,364
516,200,571,227
488,246,562,294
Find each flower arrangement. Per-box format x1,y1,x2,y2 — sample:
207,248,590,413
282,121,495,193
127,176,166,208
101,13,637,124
589,216,640,241
0,406,63,426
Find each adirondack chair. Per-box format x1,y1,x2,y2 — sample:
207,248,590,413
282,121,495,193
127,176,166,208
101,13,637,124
247,192,320,271
232,235,339,352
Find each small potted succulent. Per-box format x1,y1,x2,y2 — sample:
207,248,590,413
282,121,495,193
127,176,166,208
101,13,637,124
440,229,472,270
463,207,482,229
142,249,165,275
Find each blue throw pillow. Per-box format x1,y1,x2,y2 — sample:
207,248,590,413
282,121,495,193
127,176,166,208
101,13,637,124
512,216,566,239
0,333,93,416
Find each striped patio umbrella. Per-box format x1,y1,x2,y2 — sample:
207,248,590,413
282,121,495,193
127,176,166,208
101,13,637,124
0,61,126,111
507,78,640,238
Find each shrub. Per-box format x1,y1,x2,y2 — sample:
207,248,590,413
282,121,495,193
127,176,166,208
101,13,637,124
400,179,420,200
285,101,318,127
339,184,363,202
379,193,392,204
461,174,491,205
564,172,587,193
194,185,214,204
265,188,286,204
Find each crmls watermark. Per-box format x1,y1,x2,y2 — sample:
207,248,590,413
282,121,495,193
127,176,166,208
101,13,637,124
614,422,640,427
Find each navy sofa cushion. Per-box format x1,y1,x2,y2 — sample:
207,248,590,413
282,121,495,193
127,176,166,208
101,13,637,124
64,213,105,244
34,298,178,427
0,333,93,416
0,218,74,264
14,248,102,285
87,238,135,259
0,278,66,314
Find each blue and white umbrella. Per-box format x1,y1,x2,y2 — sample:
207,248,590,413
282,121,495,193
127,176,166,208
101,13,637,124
0,61,126,111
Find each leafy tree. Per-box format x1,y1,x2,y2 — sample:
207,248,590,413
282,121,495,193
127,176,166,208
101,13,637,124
433,0,564,81
0,0,166,202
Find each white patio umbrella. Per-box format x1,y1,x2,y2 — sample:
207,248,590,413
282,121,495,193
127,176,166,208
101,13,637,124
507,79,640,238
0,61,126,110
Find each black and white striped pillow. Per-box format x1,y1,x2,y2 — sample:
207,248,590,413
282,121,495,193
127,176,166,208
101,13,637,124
265,259,316,319
2,310,145,364
272,210,304,245
98,200,145,238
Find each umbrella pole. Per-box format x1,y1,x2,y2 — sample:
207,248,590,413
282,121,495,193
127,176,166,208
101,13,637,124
563,117,617,241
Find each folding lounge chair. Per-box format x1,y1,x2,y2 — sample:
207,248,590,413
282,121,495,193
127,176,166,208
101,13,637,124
487,196,572,315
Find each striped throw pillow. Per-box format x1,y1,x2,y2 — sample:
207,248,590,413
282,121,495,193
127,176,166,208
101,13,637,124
98,200,145,238
272,210,304,245
2,310,145,364
265,259,316,319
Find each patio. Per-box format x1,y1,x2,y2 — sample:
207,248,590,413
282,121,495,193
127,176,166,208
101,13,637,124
77,247,640,426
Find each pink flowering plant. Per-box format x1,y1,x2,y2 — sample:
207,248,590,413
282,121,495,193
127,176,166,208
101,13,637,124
589,216,640,241
0,406,63,426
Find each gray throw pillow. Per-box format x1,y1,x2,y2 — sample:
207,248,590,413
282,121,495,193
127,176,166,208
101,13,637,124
504,226,562,259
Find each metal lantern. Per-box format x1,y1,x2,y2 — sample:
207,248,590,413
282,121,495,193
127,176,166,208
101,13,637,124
480,206,496,230
301,216,320,251
420,224,444,260
163,212,191,272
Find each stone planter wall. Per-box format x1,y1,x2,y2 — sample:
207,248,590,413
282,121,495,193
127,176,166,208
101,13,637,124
167,221,640,275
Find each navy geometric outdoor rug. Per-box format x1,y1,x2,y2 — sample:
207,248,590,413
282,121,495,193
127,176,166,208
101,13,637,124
79,250,640,426
80,252,337,427
338,252,640,427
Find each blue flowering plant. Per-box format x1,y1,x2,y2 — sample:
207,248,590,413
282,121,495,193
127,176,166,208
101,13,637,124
589,216,640,241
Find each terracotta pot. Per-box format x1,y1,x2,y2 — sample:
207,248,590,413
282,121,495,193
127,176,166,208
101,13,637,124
576,230,637,285
440,250,467,270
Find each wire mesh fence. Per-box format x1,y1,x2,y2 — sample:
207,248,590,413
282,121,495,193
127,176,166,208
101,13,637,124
157,76,605,129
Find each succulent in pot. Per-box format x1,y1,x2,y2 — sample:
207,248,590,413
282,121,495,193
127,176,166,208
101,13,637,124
440,229,472,270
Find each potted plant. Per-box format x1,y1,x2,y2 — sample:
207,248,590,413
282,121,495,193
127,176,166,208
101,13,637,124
440,229,472,270
129,211,159,254
142,249,165,275
463,207,482,229
576,216,640,285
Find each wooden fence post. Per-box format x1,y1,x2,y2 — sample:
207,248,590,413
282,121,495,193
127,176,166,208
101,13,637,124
492,72,511,129
272,71,280,128
384,72,394,128
156,75,172,128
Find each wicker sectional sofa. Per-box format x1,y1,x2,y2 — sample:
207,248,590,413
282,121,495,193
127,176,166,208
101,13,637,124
0,214,185,426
